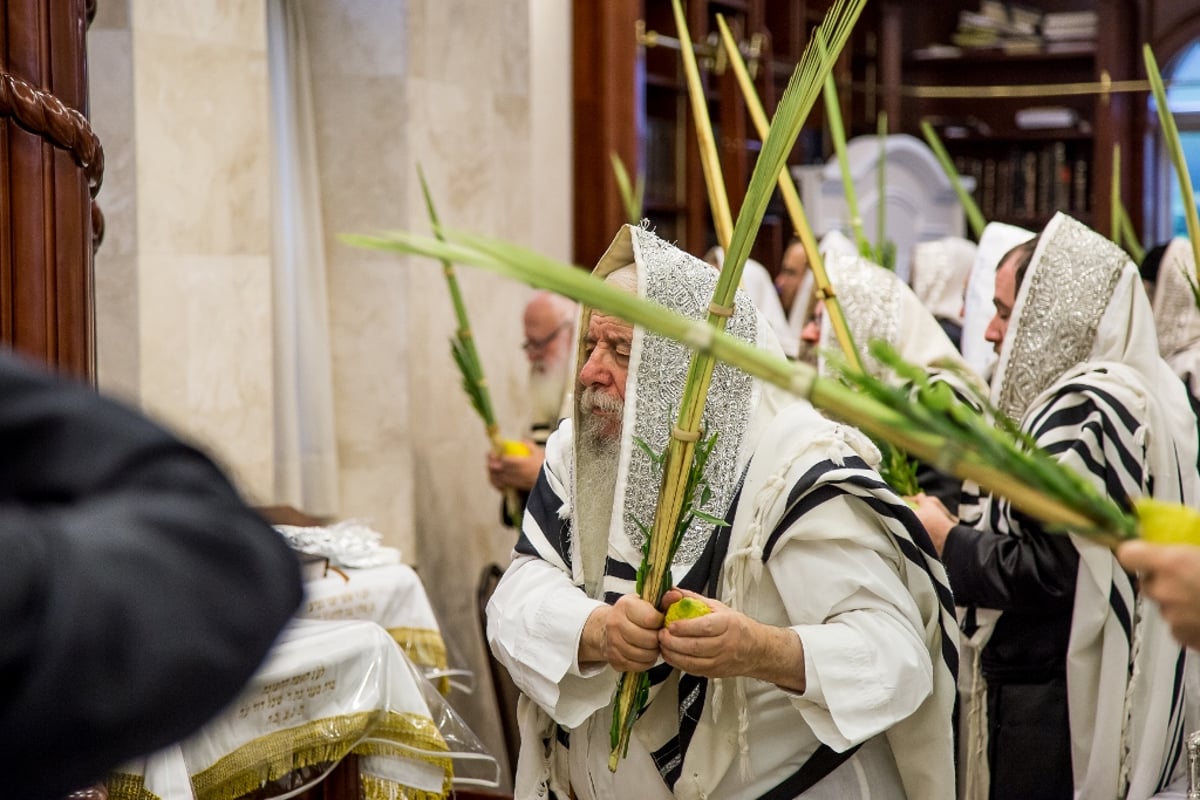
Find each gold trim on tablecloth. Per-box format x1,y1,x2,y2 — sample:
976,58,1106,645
105,773,160,800
387,627,450,694
182,710,448,800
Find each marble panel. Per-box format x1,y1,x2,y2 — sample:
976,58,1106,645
133,0,265,49
136,254,190,425
308,74,408,235
87,28,138,258
93,251,140,403
408,0,527,85
92,0,130,32
135,253,273,503
326,255,411,452
133,33,269,256
337,458,416,565
301,0,406,79
529,0,573,262
180,255,274,502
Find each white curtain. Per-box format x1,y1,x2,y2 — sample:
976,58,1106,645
267,0,340,516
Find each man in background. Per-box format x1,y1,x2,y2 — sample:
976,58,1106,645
913,214,1197,799
487,291,577,522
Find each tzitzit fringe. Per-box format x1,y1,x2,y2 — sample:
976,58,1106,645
189,710,448,800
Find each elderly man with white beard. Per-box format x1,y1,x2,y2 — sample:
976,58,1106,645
487,290,577,526
486,224,958,800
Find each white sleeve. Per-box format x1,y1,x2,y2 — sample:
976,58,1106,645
773,495,933,750
486,554,617,728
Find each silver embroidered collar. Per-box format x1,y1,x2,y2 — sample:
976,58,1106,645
581,225,758,566
993,213,1125,421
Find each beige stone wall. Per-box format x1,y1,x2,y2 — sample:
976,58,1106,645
90,0,574,788
92,0,274,501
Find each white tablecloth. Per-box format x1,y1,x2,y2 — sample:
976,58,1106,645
108,618,497,800
298,564,471,694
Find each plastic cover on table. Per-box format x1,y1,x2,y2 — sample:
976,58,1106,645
107,618,498,800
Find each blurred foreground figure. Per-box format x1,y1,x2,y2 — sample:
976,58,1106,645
0,350,303,799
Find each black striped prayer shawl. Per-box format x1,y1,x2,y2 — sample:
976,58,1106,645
515,446,959,798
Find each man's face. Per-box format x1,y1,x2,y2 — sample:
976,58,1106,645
776,242,808,311
577,312,632,442
985,255,1019,354
523,304,571,374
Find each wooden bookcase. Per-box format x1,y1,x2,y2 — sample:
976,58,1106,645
880,0,1137,238
572,0,864,274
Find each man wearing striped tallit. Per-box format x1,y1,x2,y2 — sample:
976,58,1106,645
487,223,957,799
913,212,1200,800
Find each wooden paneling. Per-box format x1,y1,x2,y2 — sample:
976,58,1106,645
0,0,97,381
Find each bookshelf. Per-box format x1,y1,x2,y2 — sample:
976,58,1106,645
572,1,863,273
882,0,1137,237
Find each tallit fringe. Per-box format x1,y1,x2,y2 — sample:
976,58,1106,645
1118,597,1148,797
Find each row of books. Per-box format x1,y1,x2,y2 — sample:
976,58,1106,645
928,1,1098,55
955,141,1090,223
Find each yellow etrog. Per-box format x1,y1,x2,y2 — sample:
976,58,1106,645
501,439,531,457
1135,497,1200,546
665,597,712,625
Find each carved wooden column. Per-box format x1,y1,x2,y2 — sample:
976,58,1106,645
0,0,104,381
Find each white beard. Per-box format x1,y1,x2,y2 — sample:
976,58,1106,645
575,387,623,597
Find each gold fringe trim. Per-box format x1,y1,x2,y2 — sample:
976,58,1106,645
107,712,452,800
191,709,376,800
387,627,447,672
106,772,161,800
362,772,446,800
388,626,451,693
355,713,453,798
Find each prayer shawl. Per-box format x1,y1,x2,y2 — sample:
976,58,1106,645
960,222,1034,382
490,224,957,799
816,252,986,509
960,213,1200,800
707,245,796,358
816,251,984,394
910,236,976,325
1150,238,1200,443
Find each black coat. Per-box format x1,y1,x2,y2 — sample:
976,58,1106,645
0,351,303,799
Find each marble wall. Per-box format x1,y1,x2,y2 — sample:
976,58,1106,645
91,0,274,501
90,0,574,787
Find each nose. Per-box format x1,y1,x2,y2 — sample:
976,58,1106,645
800,319,821,344
578,347,613,388
984,314,1005,353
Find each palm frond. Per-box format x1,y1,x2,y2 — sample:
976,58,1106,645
672,0,733,250
1145,44,1200,287
609,152,645,226
920,120,986,238
345,226,1142,539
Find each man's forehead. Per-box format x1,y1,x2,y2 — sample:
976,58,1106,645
588,312,633,335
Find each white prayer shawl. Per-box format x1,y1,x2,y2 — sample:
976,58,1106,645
783,230,871,358
708,245,796,358
487,224,957,799
967,213,1200,800
910,236,976,324
816,252,983,395
960,222,1034,382
1151,237,1200,404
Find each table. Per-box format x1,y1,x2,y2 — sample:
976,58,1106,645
296,564,466,694
107,618,498,800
